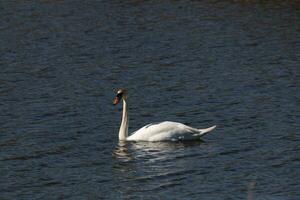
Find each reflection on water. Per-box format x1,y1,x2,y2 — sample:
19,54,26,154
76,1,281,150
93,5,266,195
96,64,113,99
113,141,133,162
1,0,299,199
114,140,204,163
247,181,256,200
113,141,208,199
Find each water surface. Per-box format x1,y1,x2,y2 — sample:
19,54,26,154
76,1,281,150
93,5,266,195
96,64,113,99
0,0,299,199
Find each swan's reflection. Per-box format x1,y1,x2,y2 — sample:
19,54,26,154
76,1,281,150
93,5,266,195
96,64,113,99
114,140,204,163
113,141,133,162
112,141,205,198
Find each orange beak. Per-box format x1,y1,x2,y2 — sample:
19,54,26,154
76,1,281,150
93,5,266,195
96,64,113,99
113,96,120,105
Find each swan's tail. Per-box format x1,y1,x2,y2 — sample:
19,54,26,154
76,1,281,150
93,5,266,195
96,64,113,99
196,125,217,137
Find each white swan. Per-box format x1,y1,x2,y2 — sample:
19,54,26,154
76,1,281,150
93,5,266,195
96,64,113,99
113,89,216,142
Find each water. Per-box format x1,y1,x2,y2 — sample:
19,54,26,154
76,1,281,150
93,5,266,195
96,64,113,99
0,0,299,199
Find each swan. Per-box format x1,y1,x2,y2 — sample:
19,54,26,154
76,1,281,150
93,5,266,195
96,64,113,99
113,89,216,142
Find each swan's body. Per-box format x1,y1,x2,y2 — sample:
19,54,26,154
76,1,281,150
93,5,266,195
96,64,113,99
113,89,216,142
127,121,216,142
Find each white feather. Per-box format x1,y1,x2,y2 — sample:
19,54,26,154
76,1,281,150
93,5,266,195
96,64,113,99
114,90,216,142
126,121,216,141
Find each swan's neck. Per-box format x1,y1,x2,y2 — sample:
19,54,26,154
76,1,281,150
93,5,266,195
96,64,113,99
119,99,129,140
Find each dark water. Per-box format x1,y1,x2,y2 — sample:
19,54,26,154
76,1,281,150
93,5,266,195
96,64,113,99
1,0,299,199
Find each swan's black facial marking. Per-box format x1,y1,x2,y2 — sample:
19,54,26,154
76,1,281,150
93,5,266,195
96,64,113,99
116,92,123,98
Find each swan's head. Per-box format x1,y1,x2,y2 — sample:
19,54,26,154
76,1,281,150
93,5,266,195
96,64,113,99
113,89,127,105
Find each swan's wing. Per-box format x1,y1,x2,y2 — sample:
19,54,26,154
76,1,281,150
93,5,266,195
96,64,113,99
126,121,216,141
126,121,195,141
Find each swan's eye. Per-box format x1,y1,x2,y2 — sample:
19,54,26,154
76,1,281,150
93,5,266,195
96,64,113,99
116,93,123,98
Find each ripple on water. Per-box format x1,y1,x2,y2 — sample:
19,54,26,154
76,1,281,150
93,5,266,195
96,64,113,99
1,0,299,199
